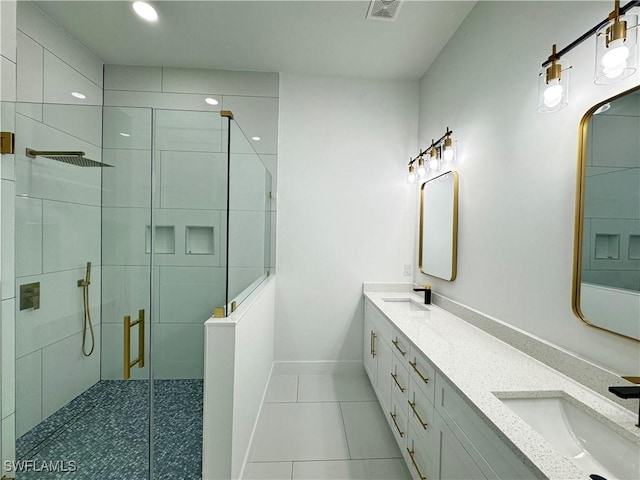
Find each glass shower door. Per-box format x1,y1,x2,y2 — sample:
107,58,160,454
11,101,153,479
151,109,227,479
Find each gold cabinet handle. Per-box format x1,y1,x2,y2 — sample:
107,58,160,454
390,412,405,438
407,448,427,480
391,372,406,393
371,331,377,358
409,359,429,384
408,400,428,429
124,309,145,379
392,338,406,356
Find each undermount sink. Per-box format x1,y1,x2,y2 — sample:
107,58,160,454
382,298,429,312
498,394,638,480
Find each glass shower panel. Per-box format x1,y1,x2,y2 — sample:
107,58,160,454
151,109,227,479
11,101,153,479
226,120,272,310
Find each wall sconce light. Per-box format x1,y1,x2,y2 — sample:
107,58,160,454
442,127,456,162
407,127,455,182
417,156,426,178
538,44,571,113
428,140,440,170
595,1,638,83
407,163,417,183
538,0,639,113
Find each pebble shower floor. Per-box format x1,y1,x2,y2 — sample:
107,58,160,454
15,379,203,479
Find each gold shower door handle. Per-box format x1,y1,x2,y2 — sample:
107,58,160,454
124,309,145,380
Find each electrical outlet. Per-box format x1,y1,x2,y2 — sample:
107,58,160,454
403,265,411,277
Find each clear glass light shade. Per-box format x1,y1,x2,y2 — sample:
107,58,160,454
442,141,456,162
537,59,570,113
407,165,417,184
594,14,638,84
417,157,426,177
428,155,439,171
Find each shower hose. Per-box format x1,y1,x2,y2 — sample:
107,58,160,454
80,262,95,356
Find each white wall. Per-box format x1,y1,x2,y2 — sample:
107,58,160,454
13,1,103,437
276,74,418,362
416,1,640,373
0,0,17,473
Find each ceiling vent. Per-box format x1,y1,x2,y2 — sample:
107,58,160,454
366,0,401,21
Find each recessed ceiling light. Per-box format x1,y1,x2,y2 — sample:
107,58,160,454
132,1,158,22
71,91,86,99
594,103,611,115
251,136,261,141
120,132,131,137
205,97,219,106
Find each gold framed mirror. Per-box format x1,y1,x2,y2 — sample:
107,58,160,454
419,170,459,281
573,86,640,342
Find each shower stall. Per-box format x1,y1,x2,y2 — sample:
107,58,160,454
10,100,272,478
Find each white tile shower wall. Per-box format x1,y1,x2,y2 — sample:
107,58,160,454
102,65,278,379
15,350,41,437
0,1,17,63
13,1,104,439
1,0,17,471
1,300,15,420
415,1,639,373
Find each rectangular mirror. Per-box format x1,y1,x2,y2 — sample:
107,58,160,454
419,170,459,281
573,86,640,341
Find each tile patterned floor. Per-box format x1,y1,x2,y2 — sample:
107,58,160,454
14,373,409,480
244,373,411,480
15,379,203,479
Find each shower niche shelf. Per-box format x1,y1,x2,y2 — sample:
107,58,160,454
594,233,620,260
145,226,175,254
186,226,215,255
629,235,640,260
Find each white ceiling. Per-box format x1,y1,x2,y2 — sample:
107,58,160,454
33,0,475,80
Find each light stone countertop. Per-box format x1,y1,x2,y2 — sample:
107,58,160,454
364,289,640,480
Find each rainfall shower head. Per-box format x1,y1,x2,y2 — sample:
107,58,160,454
26,148,113,167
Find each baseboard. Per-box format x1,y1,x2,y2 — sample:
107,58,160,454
272,360,365,375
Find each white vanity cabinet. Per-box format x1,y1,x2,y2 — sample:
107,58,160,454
363,296,538,480
364,300,393,412
435,372,536,480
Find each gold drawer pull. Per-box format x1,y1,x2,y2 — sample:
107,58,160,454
408,400,428,429
390,412,405,438
407,448,427,480
391,372,406,393
371,331,377,358
409,359,430,384
392,338,407,356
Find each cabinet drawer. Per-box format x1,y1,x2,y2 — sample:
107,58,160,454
391,354,410,401
408,380,436,451
408,347,435,401
389,391,408,446
390,327,410,360
405,422,438,480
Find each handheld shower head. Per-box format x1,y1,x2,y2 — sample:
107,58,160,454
78,261,92,287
